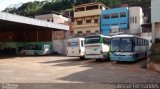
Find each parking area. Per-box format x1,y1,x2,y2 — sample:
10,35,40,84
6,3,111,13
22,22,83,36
0,56,160,88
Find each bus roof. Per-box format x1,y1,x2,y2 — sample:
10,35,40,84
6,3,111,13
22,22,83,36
111,34,137,38
85,34,111,38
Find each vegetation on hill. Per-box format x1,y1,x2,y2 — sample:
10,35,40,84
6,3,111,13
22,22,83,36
150,42,160,64
3,0,151,19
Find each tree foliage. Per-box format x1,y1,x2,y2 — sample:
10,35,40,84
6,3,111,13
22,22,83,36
3,0,150,17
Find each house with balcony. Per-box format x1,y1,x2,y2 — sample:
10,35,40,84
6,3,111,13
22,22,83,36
73,2,108,36
101,7,129,35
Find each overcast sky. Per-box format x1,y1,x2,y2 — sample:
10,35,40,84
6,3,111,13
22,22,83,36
0,0,44,11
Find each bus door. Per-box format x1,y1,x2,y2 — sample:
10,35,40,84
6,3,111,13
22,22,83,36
80,39,85,56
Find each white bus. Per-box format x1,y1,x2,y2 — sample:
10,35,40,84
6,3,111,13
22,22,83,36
85,34,111,60
66,37,85,59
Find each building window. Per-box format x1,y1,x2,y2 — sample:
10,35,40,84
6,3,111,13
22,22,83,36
135,16,137,23
111,23,119,26
120,12,126,17
86,30,91,34
103,24,110,26
78,31,82,34
94,19,98,23
100,6,102,9
75,7,85,12
133,17,134,23
103,14,110,19
86,19,91,23
86,5,98,10
95,30,99,34
47,19,50,22
142,28,151,33
111,13,119,18
51,19,54,22
77,21,83,25
120,23,126,25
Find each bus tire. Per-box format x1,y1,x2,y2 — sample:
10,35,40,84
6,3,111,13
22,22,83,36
79,56,85,59
96,58,102,61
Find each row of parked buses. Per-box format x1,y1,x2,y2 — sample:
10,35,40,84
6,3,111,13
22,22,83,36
66,34,150,62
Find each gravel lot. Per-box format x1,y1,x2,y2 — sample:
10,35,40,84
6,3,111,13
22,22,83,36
0,56,160,89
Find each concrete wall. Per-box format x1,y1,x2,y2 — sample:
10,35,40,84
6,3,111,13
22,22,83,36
155,23,160,39
129,7,144,34
35,14,70,24
52,40,67,55
151,0,160,23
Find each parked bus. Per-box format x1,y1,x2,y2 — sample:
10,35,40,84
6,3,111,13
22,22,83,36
66,37,85,59
20,44,51,55
85,34,111,60
110,34,149,62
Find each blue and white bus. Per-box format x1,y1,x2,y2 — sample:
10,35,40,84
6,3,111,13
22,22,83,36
110,34,149,62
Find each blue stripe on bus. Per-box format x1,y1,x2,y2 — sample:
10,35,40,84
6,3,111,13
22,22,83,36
110,52,146,62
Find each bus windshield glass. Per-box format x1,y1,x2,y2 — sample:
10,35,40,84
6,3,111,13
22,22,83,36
85,36,100,44
68,40,78,47
111,37,132,52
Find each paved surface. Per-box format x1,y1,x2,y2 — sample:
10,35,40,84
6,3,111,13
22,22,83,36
0,56,160,89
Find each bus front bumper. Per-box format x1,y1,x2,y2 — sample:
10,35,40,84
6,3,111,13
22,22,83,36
110,54,136,62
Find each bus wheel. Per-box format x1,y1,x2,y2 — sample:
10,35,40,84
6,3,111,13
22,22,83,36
117,61,122,63
96,58,101,61
23,52,26,56
79,56,85,60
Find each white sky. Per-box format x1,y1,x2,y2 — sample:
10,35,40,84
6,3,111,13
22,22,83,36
0,0,44,11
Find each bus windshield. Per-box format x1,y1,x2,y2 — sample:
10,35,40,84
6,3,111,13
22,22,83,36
111,37,132,52
68,40,78,47
85,36,100,44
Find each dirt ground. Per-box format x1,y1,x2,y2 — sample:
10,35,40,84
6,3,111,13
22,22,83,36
0,56,160,89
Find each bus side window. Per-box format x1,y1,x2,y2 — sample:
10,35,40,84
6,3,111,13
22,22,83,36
103,37,107,44
103,37,109,45
134,38,137,46
138,39,140,46
140,39,142,46
107,38,110,45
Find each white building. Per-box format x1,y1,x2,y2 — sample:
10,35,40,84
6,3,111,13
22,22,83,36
129,7,144,35
151,0,160,43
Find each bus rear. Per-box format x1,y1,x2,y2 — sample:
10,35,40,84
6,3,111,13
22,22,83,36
85,35,109,59
67,38,85,58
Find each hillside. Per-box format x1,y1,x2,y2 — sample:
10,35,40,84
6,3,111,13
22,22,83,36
3,0,151,22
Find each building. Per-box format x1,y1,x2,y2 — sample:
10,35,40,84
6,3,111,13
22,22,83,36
35,13,71,40
35,13,72,55
0,12,69,55
101,7,129,35
141,23,152,47
129,7,144,35
73,2,107,36
151,0,160,43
